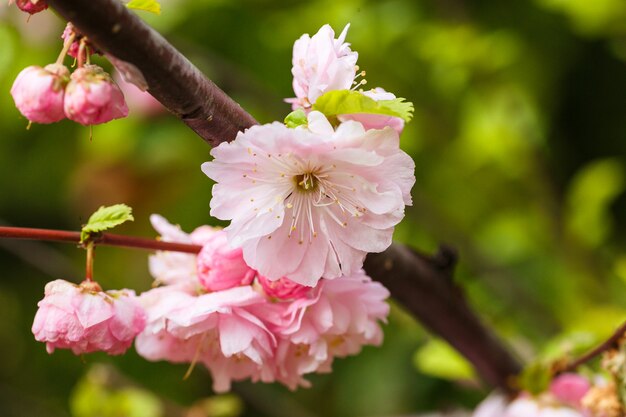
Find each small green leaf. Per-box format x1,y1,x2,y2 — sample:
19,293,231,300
81,204,134,243
312,90,414,122
126,0,161,15
413,339,475,381
517,361,552,395
284,109,308,129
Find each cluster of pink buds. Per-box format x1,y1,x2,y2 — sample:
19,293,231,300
10,23,128,127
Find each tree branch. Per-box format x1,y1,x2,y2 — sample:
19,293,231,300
45,0,521,391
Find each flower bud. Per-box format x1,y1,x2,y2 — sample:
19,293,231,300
14,0,48,14
257,275,312,300
31,279,146,355
64,64,129,125
550,373,591,406
62,23,100,59
11,64,69,124
196,230,256,292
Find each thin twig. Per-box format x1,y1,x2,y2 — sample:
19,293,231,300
562,320,626,373
0,226,202,254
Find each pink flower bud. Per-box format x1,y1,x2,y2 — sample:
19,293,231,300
257,275,312,300
64,64,129,125
196,230,256,292
11,64,69,124
14,0,48,14
31,279,146,355
550,373,591,406
61,23,100,59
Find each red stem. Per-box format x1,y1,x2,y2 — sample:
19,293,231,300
0,226,202,254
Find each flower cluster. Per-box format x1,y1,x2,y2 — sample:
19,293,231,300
11,23,128,126
473,373,617,417
30,23,410,393
136,216,390,392
203,24,415,287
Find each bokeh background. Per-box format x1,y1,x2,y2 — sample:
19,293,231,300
0,0,625,416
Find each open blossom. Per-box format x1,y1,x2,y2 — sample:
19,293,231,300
287,24,358,109
11,64,69,124
338,88,406,135
32,279,146,355
64,64,128,125
135,285,276,392
257,270,390,389
202,111,415,286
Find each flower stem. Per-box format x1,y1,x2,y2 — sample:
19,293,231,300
85,241,94,281
56,33,75,65
0,226,202,254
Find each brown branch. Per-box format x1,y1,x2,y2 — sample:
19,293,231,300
44,0,522,391
365,245,519,391
561,320,626,373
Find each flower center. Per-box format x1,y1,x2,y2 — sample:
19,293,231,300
293,173,318,192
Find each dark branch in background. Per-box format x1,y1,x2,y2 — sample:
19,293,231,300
46,0,521,391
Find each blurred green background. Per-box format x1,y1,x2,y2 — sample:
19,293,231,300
0,0,625,416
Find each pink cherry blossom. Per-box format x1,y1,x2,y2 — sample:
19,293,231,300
64,64,128,125
338,88,406,135
196,230,256,292
32,279,146,355
136,285,276,392
256,270,390,389
202,111,415,286
550,373,591,407
287,24,358,109
11,64,69,124
257,275,311,300
14,0,47,14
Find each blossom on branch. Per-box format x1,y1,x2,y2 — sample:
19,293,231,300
31,279,146,355
202,111,415,286
287,24,359,109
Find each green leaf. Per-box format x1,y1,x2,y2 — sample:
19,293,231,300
81,204,134,243
126,0,161,15
311,90,414,122
517,361,552,395
413,339,475,381
284,109,308,129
